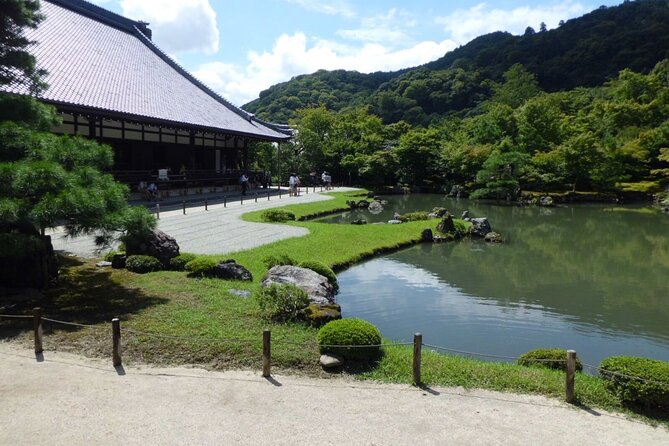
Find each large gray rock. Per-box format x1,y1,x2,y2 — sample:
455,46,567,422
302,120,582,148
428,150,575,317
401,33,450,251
126,229,180,266
470,218,492,238
213,260,252,281
262,265,335,304
539,196,554,207
368,201,384,214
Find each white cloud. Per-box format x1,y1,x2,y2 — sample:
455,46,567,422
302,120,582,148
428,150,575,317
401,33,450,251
283,0,356,18
337,8,417,45
193,32,456,107
119,0,219,54
436,1,588,45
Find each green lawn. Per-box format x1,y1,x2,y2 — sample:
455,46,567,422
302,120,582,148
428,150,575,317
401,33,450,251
1,189,666,426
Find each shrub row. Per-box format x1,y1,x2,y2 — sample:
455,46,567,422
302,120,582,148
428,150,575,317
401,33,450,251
261,209,296,223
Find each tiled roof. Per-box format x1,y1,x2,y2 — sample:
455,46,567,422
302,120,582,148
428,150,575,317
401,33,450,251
3,0,291,141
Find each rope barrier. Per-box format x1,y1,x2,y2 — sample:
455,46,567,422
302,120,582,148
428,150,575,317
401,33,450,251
124,328,256,345
0,314,32,319
582,362,669,388
41,317,101,329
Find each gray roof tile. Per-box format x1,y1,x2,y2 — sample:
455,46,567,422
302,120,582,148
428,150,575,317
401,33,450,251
3,0,291,141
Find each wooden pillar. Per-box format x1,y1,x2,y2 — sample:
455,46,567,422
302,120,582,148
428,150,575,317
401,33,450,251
566,350,576,403
413,333,422,385
262,329,271,377
112,318,122,367
33,307,43,354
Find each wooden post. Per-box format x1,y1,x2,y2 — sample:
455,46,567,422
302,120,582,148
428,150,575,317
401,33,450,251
224,196,227,208
33,307,43,354
255,192,258,203
267,190,271,201
278,186,282,199
156,203,160,220
320,185,323,192
262,329,271,377
241,194,244,205
182,200,186,215
413,332,422,385
112,318,122,367
566,349,576,403
205,199,208,211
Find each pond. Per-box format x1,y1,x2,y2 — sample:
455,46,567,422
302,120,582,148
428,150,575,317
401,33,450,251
319,195,669,368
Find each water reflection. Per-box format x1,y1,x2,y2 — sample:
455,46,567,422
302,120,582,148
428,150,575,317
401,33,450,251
332,196,669,366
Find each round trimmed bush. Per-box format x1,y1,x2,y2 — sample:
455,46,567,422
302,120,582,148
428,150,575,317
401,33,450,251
169,253,197,271
518,348,583,372
600,356,669,409
185,257,218,277
255,283,310,321
263,254,297,269
125,255,163,274
261,209,296,223
298,260,338,292
317,318,382,360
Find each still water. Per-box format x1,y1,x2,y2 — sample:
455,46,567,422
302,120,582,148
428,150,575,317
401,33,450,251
319,195,669,368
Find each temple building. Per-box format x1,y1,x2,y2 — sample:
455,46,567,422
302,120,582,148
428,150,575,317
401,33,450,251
2,0,291,186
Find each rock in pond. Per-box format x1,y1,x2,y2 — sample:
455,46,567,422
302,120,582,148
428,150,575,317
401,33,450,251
368,201,384,214
484,232,503,243
539,196,554,207
421,228,434,242
320,354,344,368
470,218,492,238
262,265,335,304
351,219,367,225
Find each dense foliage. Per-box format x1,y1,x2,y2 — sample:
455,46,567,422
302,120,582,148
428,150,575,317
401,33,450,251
125,255,163,274
184,257,218,277
255,283,310,321
600,356,669,408
317,318,382,360
517,348,583,372
260,209,296,223
249,61,669,197
245,0,669,126
168,253,197,271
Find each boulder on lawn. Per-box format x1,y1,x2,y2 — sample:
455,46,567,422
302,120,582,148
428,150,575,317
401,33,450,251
125,229,180,266
213,260,252,281
320,353,344,368
436,214,456,234
111,254,126,269
262,265,335,304
302,303,342,326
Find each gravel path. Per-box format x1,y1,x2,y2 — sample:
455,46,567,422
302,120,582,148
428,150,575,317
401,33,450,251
1,344,667,446
47,188,358,258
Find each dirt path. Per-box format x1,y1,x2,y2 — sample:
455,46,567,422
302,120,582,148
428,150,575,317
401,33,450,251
1,344,666,445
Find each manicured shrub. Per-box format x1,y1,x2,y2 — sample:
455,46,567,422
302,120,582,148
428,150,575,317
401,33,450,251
453,219,471,237
317,318,382,360
255,284,310,321
298,260,338,292
185,257,218,277
398,211,430,222
263,254,297,269
125,255,163,274
518,348,583,372
261,209,296,223
169,253,197,271
600,356,669,409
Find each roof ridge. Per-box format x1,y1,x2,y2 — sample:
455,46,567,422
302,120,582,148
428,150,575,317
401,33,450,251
47,0,151,38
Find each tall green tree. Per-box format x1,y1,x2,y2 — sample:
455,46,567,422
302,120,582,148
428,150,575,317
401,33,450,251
1,0,46,92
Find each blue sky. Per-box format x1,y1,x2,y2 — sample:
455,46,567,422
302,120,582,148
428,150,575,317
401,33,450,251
90,0,623,106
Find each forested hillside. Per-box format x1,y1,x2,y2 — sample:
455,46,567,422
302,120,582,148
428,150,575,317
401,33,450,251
244,0,669,125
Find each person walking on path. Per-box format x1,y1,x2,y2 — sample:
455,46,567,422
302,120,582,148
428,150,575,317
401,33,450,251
289,173,300,196
240,173,249,195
